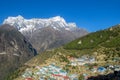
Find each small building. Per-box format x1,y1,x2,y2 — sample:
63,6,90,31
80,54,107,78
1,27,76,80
69,74,78,80
98,67,106,73
25,78,33,80
59,70,67,76
71,62,77,66
22,71,32,78
78,40,82,44
39,77,44,80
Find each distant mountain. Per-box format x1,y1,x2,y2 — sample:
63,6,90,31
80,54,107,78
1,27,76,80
3,15,84,33
3,15,88,52
0,24,37,80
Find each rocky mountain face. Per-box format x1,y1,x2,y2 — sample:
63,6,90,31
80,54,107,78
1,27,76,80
3,15,88,52
0,24,37,80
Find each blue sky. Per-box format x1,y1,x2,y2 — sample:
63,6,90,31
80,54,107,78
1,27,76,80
0,0,120,32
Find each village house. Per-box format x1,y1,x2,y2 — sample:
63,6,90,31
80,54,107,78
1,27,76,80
69,56,95,66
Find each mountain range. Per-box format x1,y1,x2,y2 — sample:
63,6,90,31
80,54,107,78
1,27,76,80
3,15,88,52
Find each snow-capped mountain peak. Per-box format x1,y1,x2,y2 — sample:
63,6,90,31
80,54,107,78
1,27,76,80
4,15,24,22
50,16,65,22
2,15,88,53
3,15,78,33
15,15,24,19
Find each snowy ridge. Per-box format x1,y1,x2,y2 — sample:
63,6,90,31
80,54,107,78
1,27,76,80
3,15,78,33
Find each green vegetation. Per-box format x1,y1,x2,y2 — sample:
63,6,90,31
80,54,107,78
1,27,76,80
64,29,119,50
102,35,120,47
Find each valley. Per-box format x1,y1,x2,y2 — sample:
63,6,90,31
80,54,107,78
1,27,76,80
8,25,120,80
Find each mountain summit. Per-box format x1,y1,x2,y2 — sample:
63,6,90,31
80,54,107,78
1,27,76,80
3,15,78,32
3,16,88,52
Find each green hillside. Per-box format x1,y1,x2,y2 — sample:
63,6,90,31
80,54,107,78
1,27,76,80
7,25,120,80
64,25,120,50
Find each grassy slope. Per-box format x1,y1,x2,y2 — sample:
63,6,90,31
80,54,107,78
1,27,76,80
64,26,120,50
